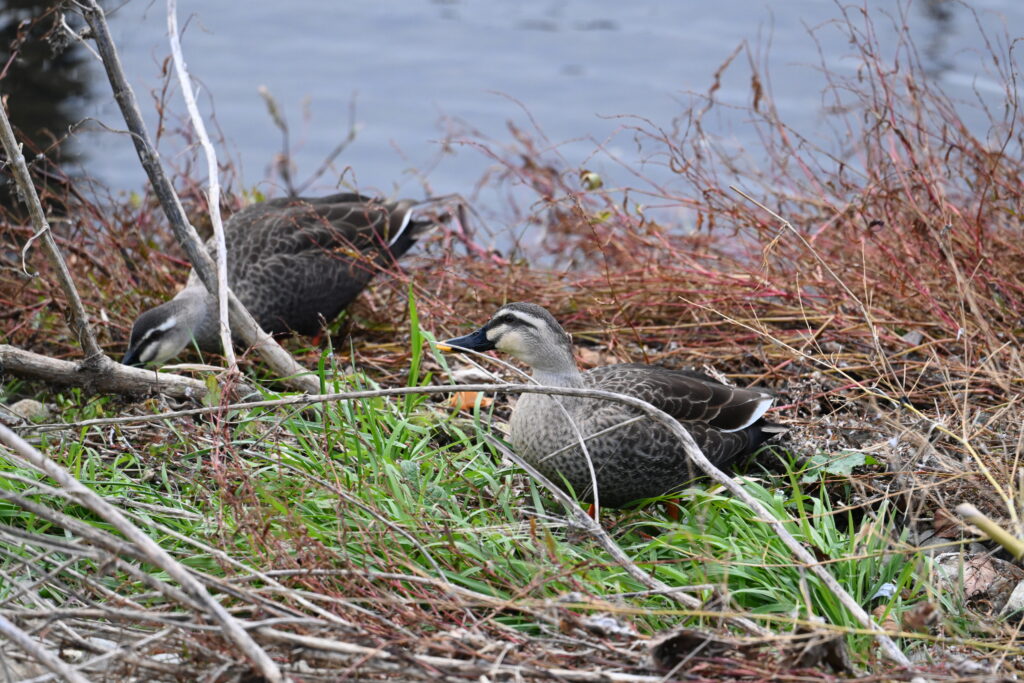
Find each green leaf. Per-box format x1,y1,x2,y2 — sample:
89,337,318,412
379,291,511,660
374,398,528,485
201,374,221,408
405,285,422,412
800,451,868,484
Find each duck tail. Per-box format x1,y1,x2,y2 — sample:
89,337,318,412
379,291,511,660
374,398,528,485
385,200,441,256
747,421,788,453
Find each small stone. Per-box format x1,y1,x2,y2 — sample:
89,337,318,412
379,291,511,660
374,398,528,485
8,399,51,422
1000,581,1024,617
900,330,924,346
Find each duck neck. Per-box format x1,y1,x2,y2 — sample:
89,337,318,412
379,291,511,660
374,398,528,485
169,286,217,349
530,348,584,389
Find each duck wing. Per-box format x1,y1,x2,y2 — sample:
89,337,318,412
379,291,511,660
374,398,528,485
585,364,773,432
213,195,430,335
225,193,423,269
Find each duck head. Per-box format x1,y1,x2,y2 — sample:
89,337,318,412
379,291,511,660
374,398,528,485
122,294,204,367
439,302,576,375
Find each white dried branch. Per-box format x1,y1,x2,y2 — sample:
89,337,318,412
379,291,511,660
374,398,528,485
166,0,236,371
58,12,101,62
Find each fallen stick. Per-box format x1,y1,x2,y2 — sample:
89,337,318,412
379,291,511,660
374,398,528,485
0,344,211,401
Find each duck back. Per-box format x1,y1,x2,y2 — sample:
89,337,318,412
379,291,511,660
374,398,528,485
191,193,430,341
509,363,778,507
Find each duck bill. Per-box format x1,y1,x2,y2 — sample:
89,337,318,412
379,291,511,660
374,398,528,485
437,327,494,353
122,346,145,368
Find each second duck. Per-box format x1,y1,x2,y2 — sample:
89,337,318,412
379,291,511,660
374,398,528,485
440,302,783,508
124,193,436,366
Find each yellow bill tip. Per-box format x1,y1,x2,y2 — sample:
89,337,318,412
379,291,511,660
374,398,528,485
435,342,453,352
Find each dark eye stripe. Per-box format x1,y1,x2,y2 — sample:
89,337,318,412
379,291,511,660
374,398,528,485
138,328,160,344
496,312,536,328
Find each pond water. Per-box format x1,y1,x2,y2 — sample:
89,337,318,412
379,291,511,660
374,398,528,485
36,1,1024,220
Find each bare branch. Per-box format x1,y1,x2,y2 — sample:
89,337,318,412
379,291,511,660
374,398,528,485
166,0,236,371
957,503,1024,560
0,97,105,366
257,86,295,196
0,344,217,401
294,93,360,196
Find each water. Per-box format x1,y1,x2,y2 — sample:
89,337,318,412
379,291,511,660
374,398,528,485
17,1,1024,213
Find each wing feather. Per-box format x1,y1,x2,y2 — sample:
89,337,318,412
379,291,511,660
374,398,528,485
585,363,773,431
197,194,427,335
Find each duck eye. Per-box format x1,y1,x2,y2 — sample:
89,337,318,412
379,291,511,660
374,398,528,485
500,314,516,325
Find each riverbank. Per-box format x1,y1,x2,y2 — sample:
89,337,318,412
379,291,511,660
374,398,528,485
1,8,1022,679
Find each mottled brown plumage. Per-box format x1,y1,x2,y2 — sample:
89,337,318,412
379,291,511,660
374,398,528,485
441,302,783,507
124,193,434,366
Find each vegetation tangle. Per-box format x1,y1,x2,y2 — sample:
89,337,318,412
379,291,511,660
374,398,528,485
1,3,1022,681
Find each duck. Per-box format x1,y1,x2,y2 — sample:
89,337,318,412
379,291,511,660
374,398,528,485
439,302,783,508
123,192,436,367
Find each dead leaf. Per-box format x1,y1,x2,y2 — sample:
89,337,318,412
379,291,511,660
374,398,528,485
901,602,937,633
872,605,899,632
933,508,961,539
934,552,1024,612
448,391,493,410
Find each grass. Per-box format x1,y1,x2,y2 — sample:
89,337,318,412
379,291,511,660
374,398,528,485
647,474,922,644
2,2,1023,679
